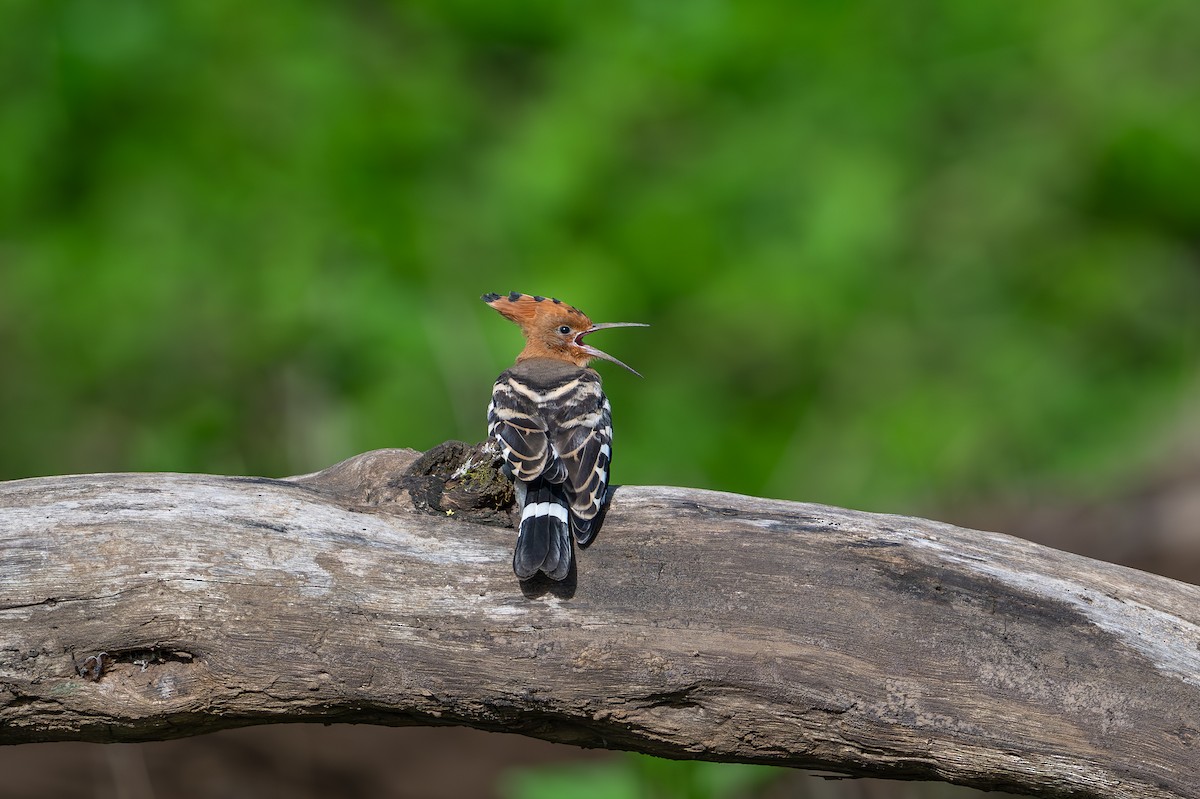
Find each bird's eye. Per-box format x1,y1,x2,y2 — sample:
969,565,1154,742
558,325,571,335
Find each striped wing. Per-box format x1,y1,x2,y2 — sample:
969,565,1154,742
550,394,612,545
487,374,566,484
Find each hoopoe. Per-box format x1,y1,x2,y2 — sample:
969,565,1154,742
483,292,646,581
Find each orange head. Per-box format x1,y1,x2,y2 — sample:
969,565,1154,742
482,292,647,376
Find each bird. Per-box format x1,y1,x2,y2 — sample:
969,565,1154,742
483,291,646,581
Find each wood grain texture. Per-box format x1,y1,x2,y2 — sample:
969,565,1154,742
1,447,1198,798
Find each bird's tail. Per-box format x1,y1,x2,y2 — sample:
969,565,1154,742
513,478,573,581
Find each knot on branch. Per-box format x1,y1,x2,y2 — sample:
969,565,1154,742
288,443,515,527
400,440,515,526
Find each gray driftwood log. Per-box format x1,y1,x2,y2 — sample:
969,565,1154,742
1,446,1198,799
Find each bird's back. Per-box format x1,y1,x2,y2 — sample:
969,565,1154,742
489,358,612,579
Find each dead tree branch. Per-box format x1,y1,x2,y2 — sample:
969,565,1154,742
1,446,1198,798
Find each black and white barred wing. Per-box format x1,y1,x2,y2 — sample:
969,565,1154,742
487,374,566,483
551,391,613,546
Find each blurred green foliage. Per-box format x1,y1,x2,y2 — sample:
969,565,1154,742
2,3,1198,798
501,755,780,799
1,1,1198,513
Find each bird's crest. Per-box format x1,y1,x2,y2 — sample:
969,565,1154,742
481,292,588,330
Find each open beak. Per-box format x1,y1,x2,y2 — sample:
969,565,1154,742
576,322,649,377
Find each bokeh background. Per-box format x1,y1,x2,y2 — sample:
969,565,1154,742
2,1,1199,797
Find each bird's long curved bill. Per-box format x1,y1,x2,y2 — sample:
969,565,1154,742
577,322,649,377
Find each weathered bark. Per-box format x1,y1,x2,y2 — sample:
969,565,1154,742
1,447,1198,799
